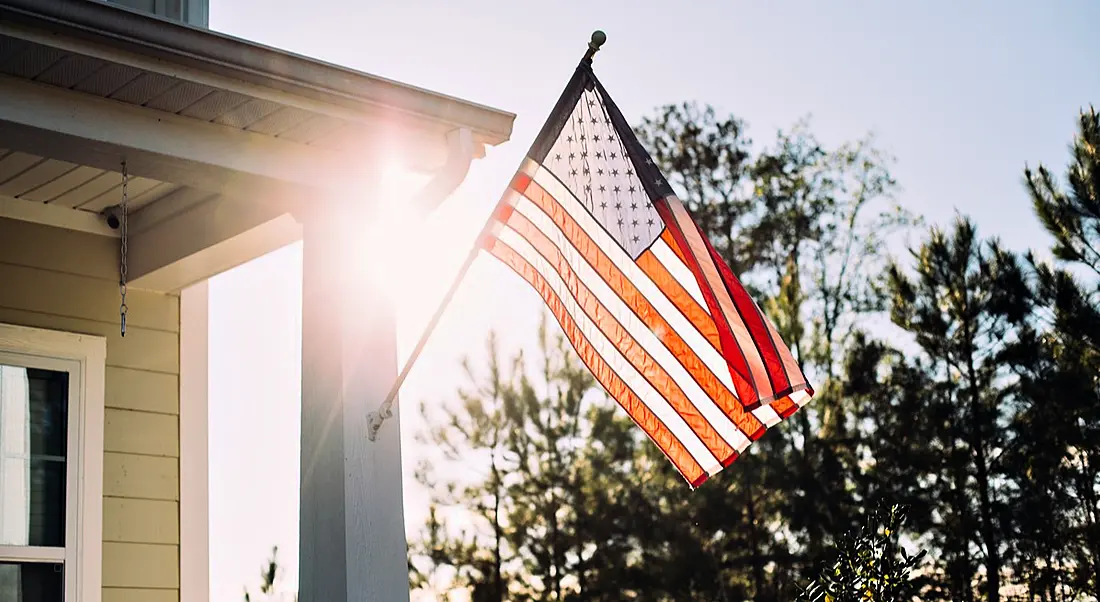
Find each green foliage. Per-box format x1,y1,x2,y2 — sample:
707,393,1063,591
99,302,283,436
243,546,296,602
1006,106,1100,601
1025,107,1100,275
883,216,1026,601
797,504,926,602
410,323,650,601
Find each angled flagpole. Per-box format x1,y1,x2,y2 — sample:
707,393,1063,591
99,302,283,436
366,31,609,441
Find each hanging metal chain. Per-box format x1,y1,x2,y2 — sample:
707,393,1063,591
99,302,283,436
119,160,129,337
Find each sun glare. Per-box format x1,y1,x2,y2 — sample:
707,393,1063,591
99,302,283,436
346,163,489,338
348,165,431,304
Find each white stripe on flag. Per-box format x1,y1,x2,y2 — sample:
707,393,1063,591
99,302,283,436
751,404,782,427
499,213,751,453
495,229,723,474
651,239,709,311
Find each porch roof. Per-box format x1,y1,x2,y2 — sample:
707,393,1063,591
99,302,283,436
0,0,515,149
0,0,515,292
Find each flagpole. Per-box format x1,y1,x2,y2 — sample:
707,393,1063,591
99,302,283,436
366,30,608,441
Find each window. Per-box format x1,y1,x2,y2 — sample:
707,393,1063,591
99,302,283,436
0,325,105,602
101,0,208,27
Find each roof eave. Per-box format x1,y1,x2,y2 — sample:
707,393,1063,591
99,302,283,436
0,0,516,146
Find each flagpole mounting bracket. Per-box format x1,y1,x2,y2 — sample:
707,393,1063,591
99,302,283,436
583,30,607,64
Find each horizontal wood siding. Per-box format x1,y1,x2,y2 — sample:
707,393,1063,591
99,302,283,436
103,498,179,544
103,588,179,602
104,452,180,500
0,217,180,600
105,408,180,456
103,542,180,588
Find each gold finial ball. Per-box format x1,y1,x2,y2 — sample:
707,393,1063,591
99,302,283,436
590,30,607,48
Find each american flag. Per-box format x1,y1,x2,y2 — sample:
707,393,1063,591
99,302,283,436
480,62,814,487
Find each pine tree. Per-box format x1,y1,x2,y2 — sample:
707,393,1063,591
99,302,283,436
1004,106,1100,600
410,320,655,601
884,217,1031,602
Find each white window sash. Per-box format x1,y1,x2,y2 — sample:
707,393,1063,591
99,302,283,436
0,545,66,563
0,324,105,602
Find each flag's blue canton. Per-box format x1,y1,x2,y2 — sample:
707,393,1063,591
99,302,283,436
541,88,665,259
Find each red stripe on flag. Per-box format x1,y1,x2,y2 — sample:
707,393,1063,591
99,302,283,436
512,172,533,193
772,396,799,419
494,202,515,223
660,230,691,266
699,225,793,400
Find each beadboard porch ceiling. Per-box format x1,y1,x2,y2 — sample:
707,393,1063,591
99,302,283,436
0,148,178,214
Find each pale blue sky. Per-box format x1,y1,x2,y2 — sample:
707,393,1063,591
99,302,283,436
205,2,1100,600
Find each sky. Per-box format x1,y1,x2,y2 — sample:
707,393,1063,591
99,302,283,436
204,1,1100,600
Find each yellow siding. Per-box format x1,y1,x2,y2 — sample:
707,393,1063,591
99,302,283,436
104,452,180,500
105,409,180,457
0,217,180,600
103,589,179,602
103,498,179,544
103,542,180,588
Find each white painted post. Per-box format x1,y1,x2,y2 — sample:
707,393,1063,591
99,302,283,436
299,210,410,602
179,281,210,602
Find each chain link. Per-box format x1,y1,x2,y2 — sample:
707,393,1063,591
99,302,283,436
119,161,129,337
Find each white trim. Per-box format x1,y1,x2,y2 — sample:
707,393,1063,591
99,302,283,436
128,187,218,236
179,281,210,602
129,196,302,293
0,74,364,201
0,194,119,238
410,128,482,211
0,545,66,562
0,322,105,602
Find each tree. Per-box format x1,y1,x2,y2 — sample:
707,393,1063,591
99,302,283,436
1002,106,1100,600
243,546,296,602
410,322,655,601
883,218,1030,602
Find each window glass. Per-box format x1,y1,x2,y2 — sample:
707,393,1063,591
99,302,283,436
0,562,64,602
105,0,184,21
0,366,68,548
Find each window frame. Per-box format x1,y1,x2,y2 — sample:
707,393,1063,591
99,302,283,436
0,323,105,602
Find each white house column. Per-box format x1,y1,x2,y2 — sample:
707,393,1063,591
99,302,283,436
299,210,410,602
179,280,210,602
